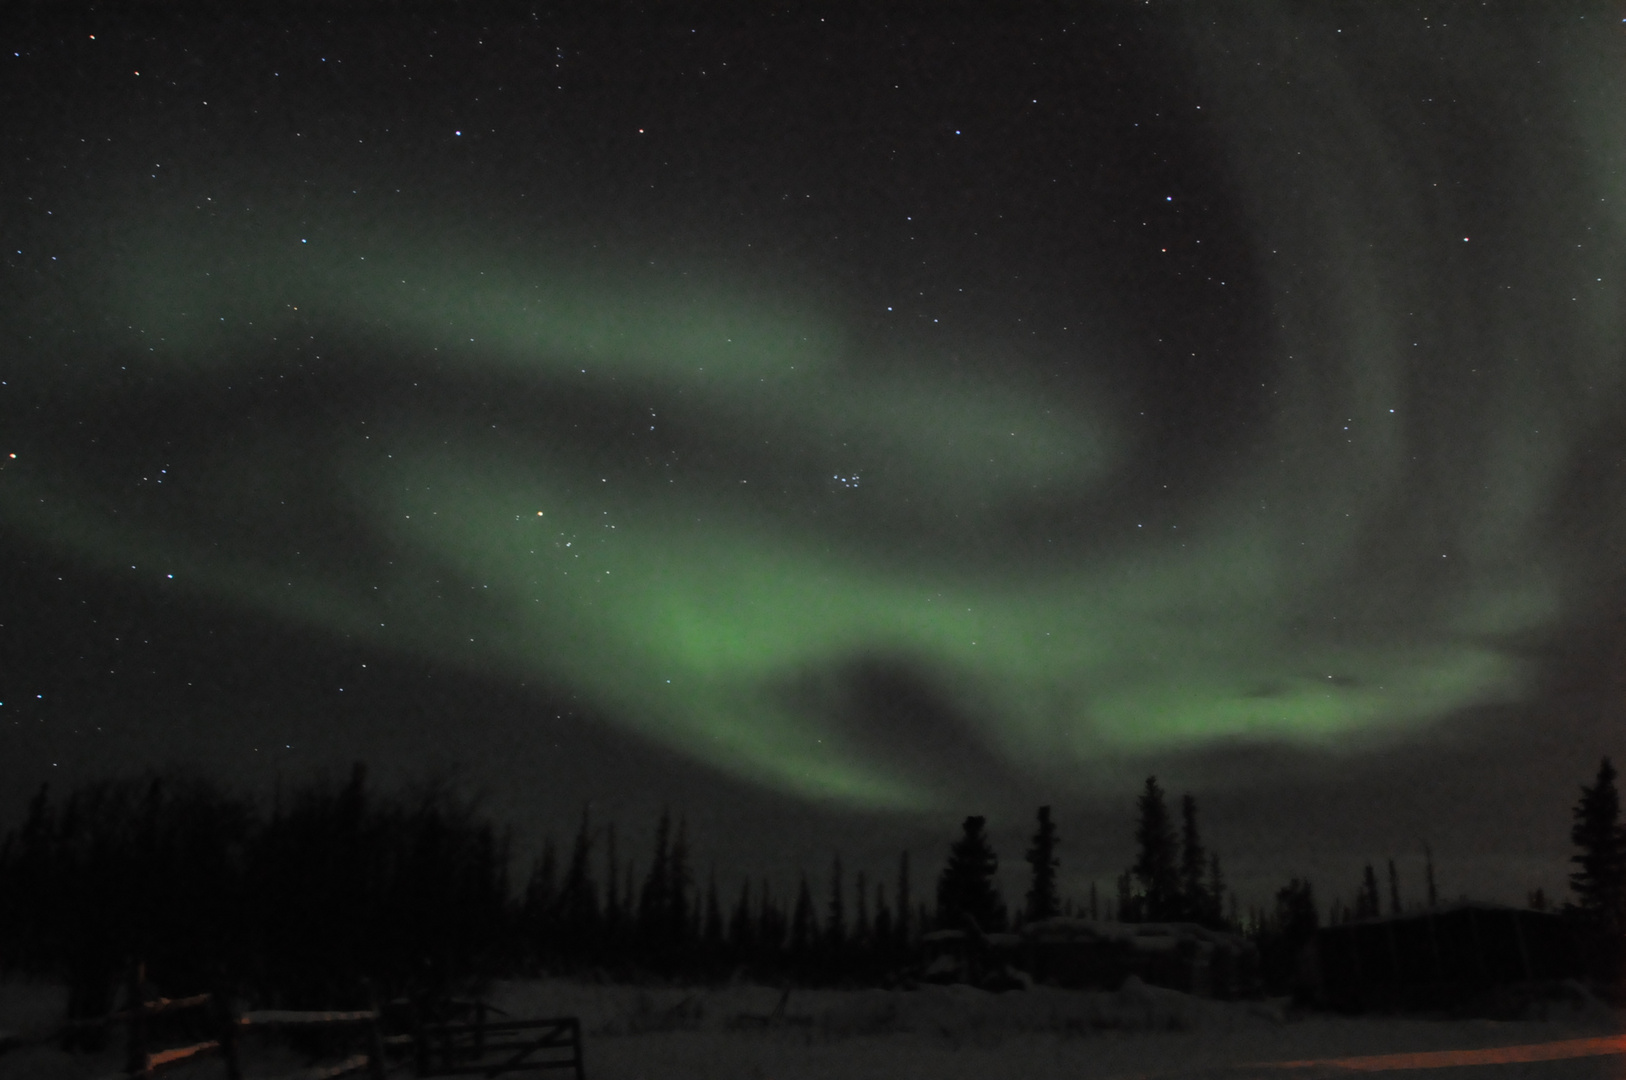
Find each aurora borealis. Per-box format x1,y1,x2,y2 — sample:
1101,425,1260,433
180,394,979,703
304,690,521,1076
3,7,1623,901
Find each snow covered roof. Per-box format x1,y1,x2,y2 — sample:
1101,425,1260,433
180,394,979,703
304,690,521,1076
1020,918,1249,949
1319,901,1561,929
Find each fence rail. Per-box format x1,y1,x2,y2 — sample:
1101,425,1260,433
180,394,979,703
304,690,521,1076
417,1014,584,1079
23,966,585,1080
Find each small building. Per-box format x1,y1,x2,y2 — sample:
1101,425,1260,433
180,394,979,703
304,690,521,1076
1310,902,1583,1012
920,928,1022,987
1018,918,1258,998
922,917,1258,997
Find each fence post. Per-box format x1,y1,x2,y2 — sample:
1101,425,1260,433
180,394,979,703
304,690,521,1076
364,980,387,1080
213,989,243,1080
413,999,429,1078
123,960,148,1079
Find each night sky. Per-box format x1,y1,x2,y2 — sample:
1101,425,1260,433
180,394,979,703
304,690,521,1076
2,5,1622,915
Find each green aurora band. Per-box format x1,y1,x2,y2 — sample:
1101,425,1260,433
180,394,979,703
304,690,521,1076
4,11,1623,809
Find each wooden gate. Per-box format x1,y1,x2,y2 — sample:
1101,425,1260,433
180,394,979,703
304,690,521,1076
416,1010,584,1080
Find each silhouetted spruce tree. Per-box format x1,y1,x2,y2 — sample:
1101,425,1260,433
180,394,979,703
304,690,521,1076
1178,795,1207,922
637,809,671,960
1355,864,1381,920
667,816,692,963
1133,777,1180,921
559,806,600,968
396,770,512,1001
0,784,54,974
895,852,911,953
1117,869,1137,922
1260,877,1318,994
936,815,1006,932
702,870,724,973
81,774,254,1027
790,874,816,973
825,853,846,973
729,878,755,963
1280,879,1318,932
1569,756,1626,981
1024,806,1060,923
870,879,891,976
259,768,378,1005
458,818,507,977
853,870,869,960
757,878,785,967
1387,858,1402,916
601,822,622,963
330,764,371,987
1207,853,1227,928
622,856,637,947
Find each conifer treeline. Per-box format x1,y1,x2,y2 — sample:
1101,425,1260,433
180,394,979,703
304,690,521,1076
0,764,513,1012
0,767,1243,1004
1113,778,1232,927
514,806,924,985
3,757,1620,1007
0,768,1250,1004
0,764,942,1008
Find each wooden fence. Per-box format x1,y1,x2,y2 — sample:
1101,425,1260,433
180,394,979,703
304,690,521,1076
17,964,584,1080
415,1000,584,1080
91,970,397,1080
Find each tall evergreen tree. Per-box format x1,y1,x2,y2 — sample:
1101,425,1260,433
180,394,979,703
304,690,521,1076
1569,756,1626,977
1387,858,1402,916
895,851,911,950
1276,879,1318,935
728,878,754,957
1133,777,1180,921
1355,863,1381,919
936,815,1006,932
790,874,816,960
623,857,637,931
702,869,724,964
667,816,691,951
871,879,891,965
1207,853,1227,927
603,822,621,944
758,878,784,959
826,854,845,955
523,838,559,970
1179,794,1207,922
559,806,600,964
854,870,870,949
638,809,671,956
1024,806,1060,923
1263,877,1319,992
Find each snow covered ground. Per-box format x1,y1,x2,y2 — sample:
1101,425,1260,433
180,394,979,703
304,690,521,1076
1,975,1621,1079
